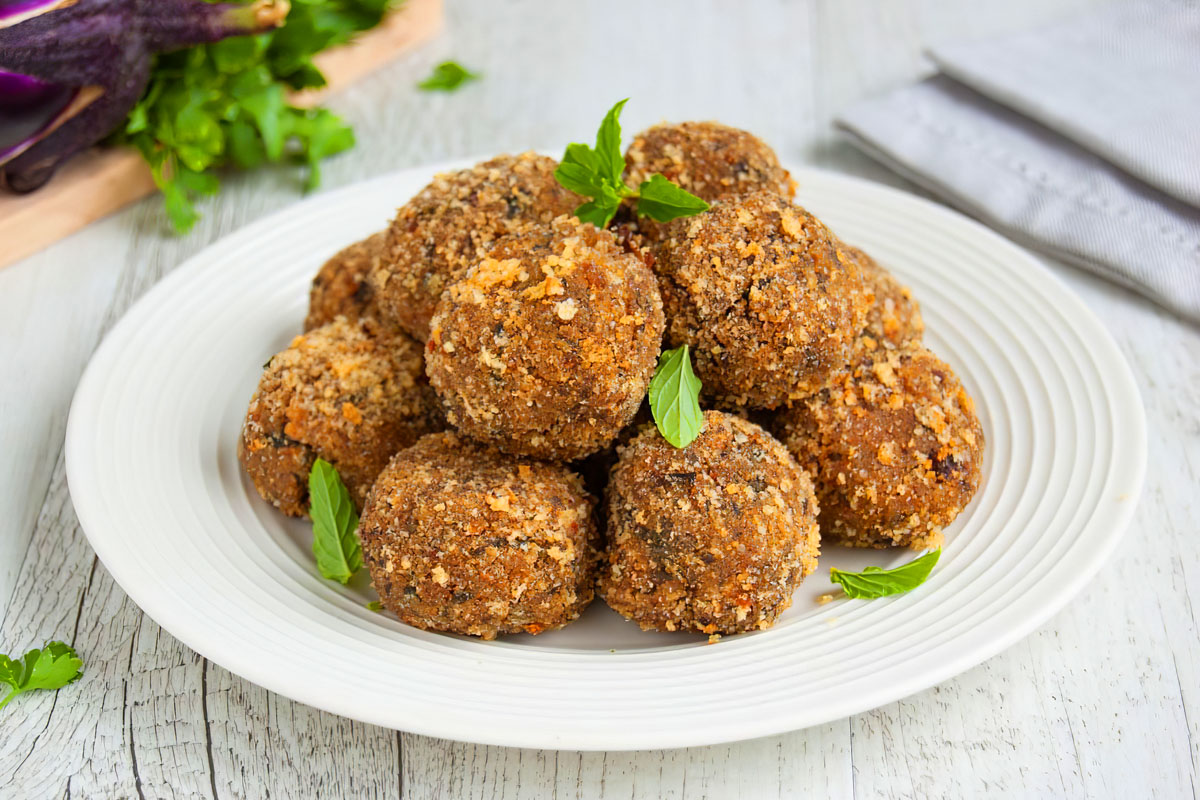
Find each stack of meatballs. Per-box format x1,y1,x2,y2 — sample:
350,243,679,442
239,124,984,640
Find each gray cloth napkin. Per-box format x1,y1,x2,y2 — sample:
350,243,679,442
836,1,1200,323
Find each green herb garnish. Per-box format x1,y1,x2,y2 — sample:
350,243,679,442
829,549,941,599
114,0,395,233
309,458,363,584
365,600,384,612
0,641,84,711
417,60,481,92
648,345,705,449
555,99,710,228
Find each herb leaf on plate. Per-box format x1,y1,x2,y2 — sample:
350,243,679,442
554,99,708,228
417,60,481,91
636,173,712,222
0,641,84,711
309,458,362,584
829,549,941,599
648,345,705,449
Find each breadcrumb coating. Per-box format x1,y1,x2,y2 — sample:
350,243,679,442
836,241,924,352
600,411,820,635
371,153,579,341
774,344,984,549
305,231,386,331
655,191,868,409
426,216,665,461
624,121,795,241
359,432,598,639
238,317,444,516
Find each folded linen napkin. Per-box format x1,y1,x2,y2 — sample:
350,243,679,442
836,1,1200,323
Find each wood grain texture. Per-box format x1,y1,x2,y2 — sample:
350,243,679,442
2,1,1197,798
0,0,443,271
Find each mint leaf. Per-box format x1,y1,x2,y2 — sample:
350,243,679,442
648,345,705,448
573,182,623,229
0,641,84,711
309,458,362,584
418,61,481,92
830,550,941,599
595,98,628,186
636,174,710,222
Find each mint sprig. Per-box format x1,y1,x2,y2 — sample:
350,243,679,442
648,345,705,449
0,641,84,711
555,99,710,228
418,60,481,92
829,550,941,599
309,458,363,584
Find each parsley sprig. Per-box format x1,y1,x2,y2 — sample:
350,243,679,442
830,549,941,599
0,641,84,711
309,458,363,584
113,0,395,233
648,345,705,449
555,99,710,228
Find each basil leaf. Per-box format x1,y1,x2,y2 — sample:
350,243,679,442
595,98,628,186
554,143,607,197
648,345,705,448
0,641,83,711
308,458,362,584
573,182,623,228
417,60,481,92
636,174,710,222
829,549,941,599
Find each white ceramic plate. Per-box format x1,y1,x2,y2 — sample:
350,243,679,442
66,161,1146,751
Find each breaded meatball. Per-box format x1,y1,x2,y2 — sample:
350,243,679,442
359,432,597,639
655,191,868,409
371,153,580,341
305,232,386,331
238,317,444,516
426,216,665,461
836,241,924,351
625,121,794,203
624,121,795,241
600,411,820,635
775,344,984,549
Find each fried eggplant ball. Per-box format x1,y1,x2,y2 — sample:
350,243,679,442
426,216,665,461
305,232,386,331
836,241,924,351
624,121,795,241
371,153,580,341
774,343,984,550
600,411,820,636
359,432,598,639
655,191,868,409
238,317,444,516
625,121,794,203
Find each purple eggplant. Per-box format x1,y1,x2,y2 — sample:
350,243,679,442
0,0,288,192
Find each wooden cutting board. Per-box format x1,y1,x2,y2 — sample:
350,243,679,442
0,0,442,270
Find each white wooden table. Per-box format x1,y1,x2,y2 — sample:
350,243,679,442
2,1,1196,797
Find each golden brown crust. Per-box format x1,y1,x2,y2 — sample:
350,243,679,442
371,153,580,341
238,318,444,516
774,344,984,549
654,192,868,409
426,216,666,462
836,242,924,352
600,411,820,635
624,121,795,241
359,432,598,639
305,232,386,331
